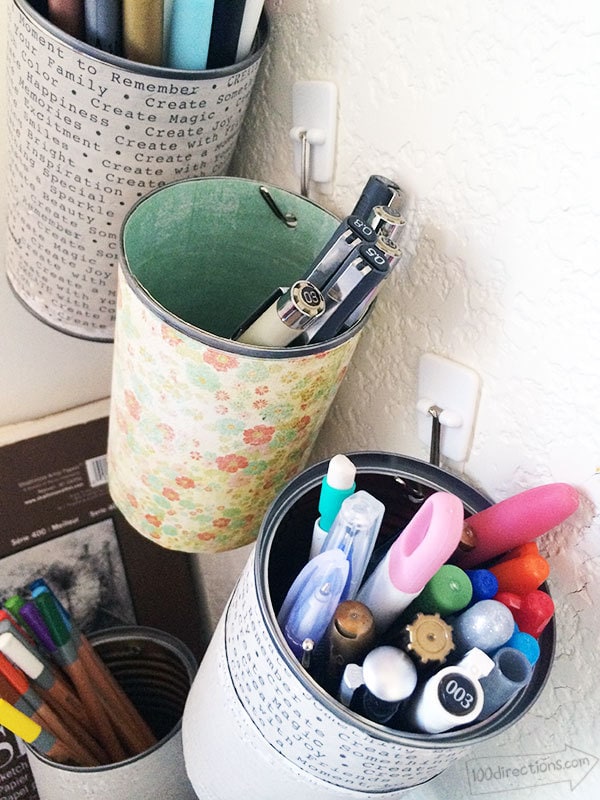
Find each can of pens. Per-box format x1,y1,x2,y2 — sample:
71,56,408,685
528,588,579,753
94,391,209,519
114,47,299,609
107,177,369,553
5,0,269,340
25,626,198,800
182,452,555,798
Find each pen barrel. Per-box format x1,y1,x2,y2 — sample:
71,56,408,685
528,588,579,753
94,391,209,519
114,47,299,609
323,601,376,690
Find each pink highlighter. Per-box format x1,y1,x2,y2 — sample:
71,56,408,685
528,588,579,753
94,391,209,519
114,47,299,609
356,492,464,632
452,483,580,570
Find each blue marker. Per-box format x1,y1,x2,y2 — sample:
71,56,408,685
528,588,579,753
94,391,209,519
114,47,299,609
166,0,214,70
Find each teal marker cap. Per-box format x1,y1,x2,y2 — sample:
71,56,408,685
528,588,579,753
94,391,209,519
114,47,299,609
318,454,357,532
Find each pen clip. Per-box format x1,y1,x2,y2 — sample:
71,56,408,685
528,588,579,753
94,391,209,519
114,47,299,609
259,186,298,228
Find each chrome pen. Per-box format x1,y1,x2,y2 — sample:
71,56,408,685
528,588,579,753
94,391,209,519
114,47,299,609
234,280,325,347
351,175,407,221
301,239,399,345
302,215,377,291
367,205,407,244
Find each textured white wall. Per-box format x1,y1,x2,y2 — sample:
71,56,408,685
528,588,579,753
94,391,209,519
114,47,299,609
228,1,600,797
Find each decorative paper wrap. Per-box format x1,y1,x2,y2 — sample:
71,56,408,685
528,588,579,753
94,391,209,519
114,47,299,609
5,0,268,340
107,178,366,553
182,454,555,798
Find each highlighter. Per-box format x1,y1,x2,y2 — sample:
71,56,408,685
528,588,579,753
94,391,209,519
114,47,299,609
403,648,494,734
319,490,385,600
309,454,357,559
453,482,579,569
356,491,465,632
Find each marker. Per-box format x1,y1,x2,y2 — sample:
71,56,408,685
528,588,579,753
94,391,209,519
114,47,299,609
236,0,265,62
207,0,245,69
322,601,376,692
319,490,385,600
123,0,164,65
477,647,533,721
465,569,499,605
356,491,465,632
309,454,356,559
0,698,74,764
450,600,515,655
401,564,473,620
403,648,494,734
504,628,540,666
278,549,349,660
399,612,455,667
166,0,214,69
494,590,555,639
235,280,325,347
452,483,580,569
47,0,85,39
339,646,417,725
84,0,122,54
488,552,550,595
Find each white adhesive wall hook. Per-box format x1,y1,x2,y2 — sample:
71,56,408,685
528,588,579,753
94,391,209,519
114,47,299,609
290,81,338,197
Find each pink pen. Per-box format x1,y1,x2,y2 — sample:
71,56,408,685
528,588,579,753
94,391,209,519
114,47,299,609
356,492,464,632
453,483,580,569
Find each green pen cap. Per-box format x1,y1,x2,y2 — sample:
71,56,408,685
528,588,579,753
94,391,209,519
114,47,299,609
3,594,27,625
408,564,473,618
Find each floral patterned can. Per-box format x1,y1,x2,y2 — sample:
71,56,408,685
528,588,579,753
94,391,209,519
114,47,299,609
107,178,366,553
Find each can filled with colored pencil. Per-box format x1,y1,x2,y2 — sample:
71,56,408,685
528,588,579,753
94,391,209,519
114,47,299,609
25,626,197,800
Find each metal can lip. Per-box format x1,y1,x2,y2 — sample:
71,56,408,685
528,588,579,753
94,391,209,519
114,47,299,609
26,626,197,773
255,451,556,749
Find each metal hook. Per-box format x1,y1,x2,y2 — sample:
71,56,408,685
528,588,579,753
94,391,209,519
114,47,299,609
258,186,297,228
427,404,443,467
298,129,311,197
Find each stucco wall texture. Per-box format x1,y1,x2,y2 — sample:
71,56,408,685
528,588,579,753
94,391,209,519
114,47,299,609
229,1,600,797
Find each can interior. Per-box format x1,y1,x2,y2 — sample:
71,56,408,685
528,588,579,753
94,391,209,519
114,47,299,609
264,457,555,744
94,631,196,742
121,178,338,339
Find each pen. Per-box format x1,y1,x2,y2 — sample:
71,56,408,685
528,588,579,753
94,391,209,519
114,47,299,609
339,646,417,725
320,490,385,600
367,205,407,244
477,647,533,721
394,564,473,625
278,549,349,660
356,491,465,632
235,280,325,347
302,240,400,345
464,569,499,605
301,215,377,291
452,482,580,569
309,453,357,559
488,551,550,594
351,175,407,221
166,0,215,69
399,612,455,667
